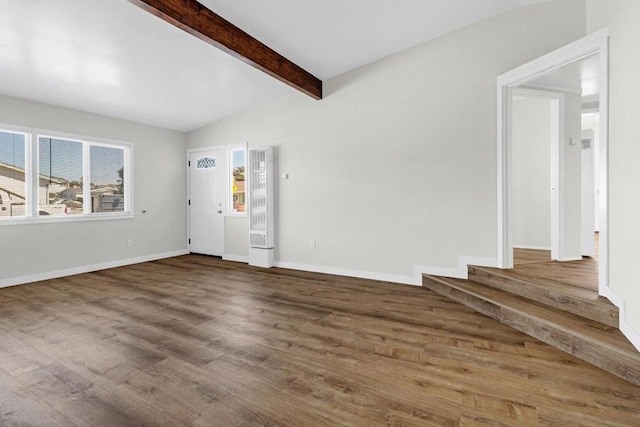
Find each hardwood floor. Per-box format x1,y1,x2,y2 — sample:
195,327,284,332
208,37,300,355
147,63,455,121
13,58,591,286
513,233,599,291
1,255,639,426
513,248,552,265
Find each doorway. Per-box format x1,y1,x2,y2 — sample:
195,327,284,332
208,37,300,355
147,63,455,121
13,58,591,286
497,29,609,295
188,148,227,257
511,88,563,262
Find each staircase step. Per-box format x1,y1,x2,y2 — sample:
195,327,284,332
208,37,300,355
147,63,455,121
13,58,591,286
422,274,640,386
469,266,618,328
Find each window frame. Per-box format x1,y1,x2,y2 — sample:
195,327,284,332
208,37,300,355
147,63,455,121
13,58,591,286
0,126,30,219
228,143,248,217
0,123,134,225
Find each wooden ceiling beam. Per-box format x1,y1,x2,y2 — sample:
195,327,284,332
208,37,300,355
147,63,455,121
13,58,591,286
128,0,322,99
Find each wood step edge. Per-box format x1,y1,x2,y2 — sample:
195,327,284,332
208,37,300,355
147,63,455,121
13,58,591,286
427,275,640,354
422,275,640,386
468,266,616,308
467,266,618,328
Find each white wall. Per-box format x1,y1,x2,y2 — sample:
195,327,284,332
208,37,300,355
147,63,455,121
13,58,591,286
0,95,187,285
587,0,640,341
563,92,585,260
188,0,586,283
582,113,600,231
512,96,552,249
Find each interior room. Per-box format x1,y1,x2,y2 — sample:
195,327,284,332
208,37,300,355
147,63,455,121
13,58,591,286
1,0,639,425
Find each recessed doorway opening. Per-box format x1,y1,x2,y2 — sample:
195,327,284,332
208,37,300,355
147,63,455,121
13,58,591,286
497,29,609,296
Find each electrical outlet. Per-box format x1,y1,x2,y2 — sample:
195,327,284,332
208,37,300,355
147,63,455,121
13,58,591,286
310,240,316,250
127,239,134,249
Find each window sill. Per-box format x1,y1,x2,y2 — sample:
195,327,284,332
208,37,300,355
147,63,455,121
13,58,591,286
0,213,135,226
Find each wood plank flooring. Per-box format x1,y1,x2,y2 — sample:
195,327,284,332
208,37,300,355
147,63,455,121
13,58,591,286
513,234,599,291
514,257,599,291
513,248,552,265
1,255,639,426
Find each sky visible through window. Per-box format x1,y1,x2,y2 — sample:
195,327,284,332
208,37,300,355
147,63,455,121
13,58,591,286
0,134,123,185
233,150,244,168
0,131,26,169
38,137,122,185
90,145,123,185
39,137,83,183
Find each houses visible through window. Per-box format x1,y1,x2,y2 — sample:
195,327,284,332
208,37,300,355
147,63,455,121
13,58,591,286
0,130,27,218
0,125,131,222
90,145,125,213
230,148,246,214
39,137,84,216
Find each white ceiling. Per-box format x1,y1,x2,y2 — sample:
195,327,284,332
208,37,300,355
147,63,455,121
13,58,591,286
0,0,550,132
201,0,550,80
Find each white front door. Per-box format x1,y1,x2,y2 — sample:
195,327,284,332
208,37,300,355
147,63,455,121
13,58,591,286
189,149,226,256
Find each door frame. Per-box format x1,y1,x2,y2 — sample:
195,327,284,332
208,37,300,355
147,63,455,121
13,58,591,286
186,146,232,256
497,29,610,295
511,87,565,261
581,129,596,257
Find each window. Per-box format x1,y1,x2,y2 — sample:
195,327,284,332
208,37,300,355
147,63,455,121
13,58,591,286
230,148,246,215
90,145,125,213
0,130,27,218
0,124,132,224
39,137,84,216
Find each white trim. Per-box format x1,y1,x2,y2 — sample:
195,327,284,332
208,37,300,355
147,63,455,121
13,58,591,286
597,32,610,296
274,261,419,287
415,265,465,280
222,254,249,263
513,245,552,251
497,29,608,88
186,144,245,154
497,29,610,299
0,213,134,226
557,256,583,262
0,250,188,289
582,106,600,115
228,143,248,218
415,256,500,281
520,83,582,95
601,287,640,352
550,96,564,261
221,255,499,287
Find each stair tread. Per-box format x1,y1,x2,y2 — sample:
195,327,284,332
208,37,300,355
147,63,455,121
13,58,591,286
470,266,616,310
424,275,639,357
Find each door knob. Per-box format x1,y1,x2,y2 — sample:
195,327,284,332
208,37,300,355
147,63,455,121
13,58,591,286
217,210,222,214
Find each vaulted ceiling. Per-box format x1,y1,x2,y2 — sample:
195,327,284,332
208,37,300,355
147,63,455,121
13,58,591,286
0,0,550,132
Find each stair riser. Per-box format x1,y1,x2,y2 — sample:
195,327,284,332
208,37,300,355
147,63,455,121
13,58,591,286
423,276,640,386
468,267,618,328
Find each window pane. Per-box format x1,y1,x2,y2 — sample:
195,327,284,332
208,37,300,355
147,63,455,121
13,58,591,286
39,137,84,216
0,130,26,218
231,150,246,213
90,145,125,213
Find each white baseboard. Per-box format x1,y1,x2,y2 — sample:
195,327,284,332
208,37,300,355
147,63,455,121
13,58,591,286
414,264,465,280
222,254,250,263
0,250,189,289
415,256,499,281
273,261,419,286
558,256,584,262
513,245,552,251
601,286,640,352
221,254,497,287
